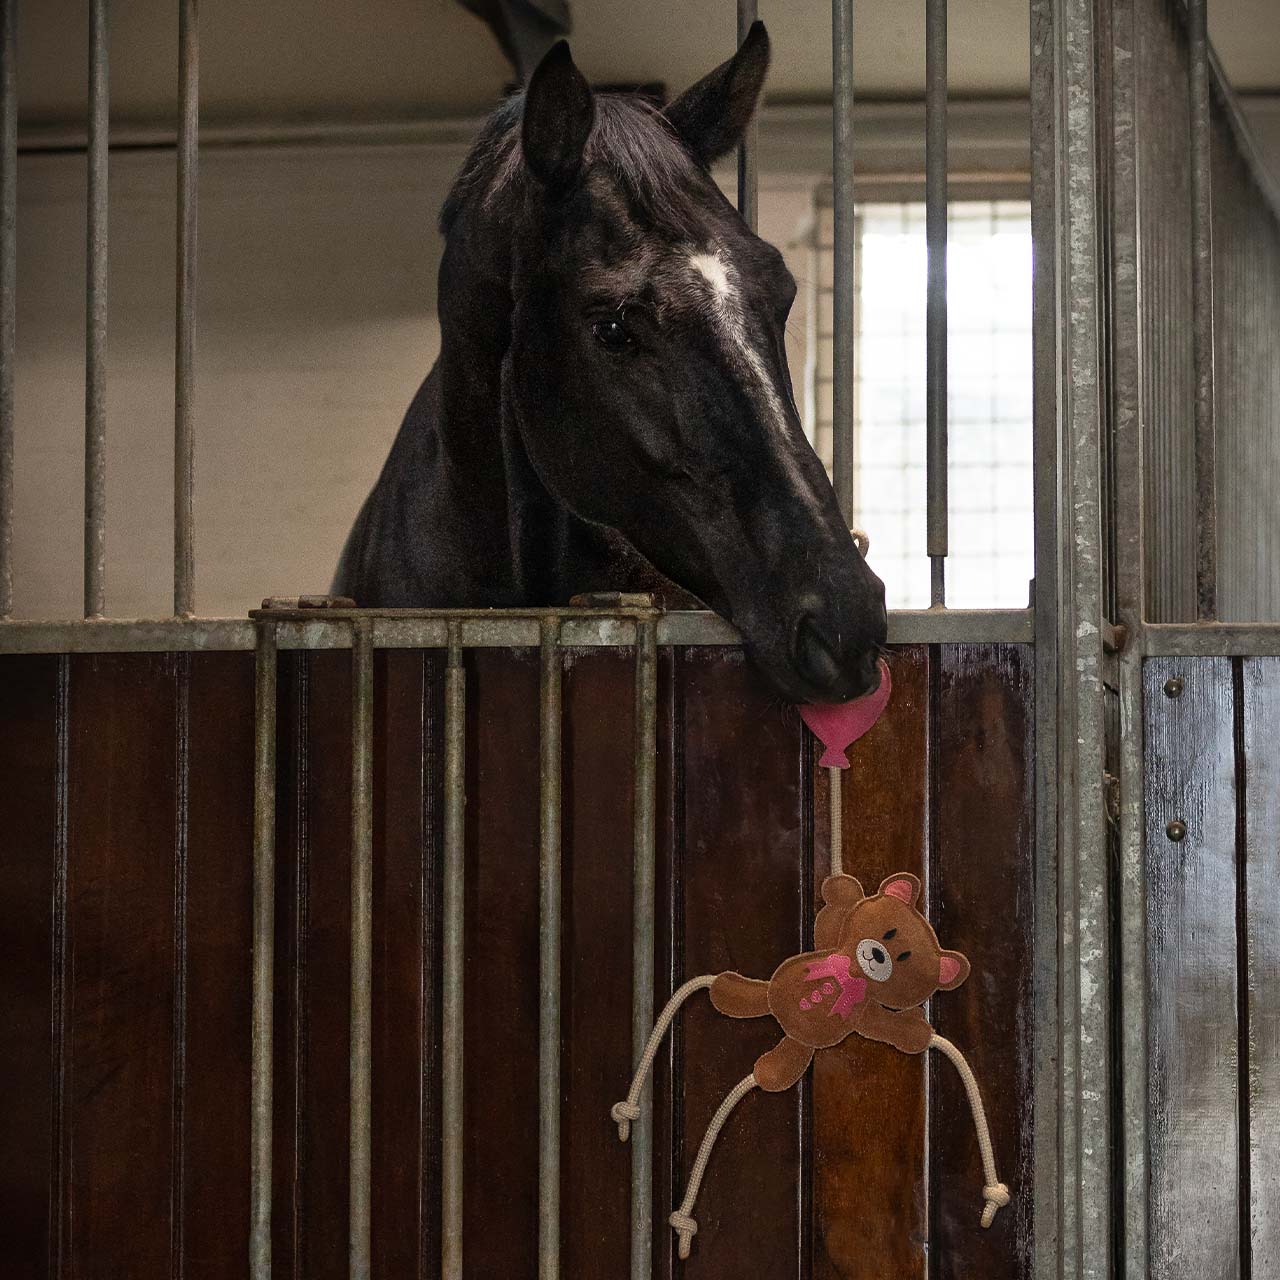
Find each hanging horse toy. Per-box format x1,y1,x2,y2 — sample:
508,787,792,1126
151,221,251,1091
610,658,1011,1260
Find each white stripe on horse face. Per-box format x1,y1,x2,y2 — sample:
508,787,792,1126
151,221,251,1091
687,250,788,433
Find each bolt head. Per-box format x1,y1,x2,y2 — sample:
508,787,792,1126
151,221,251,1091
1166,819,1187,842
1163,677,1184,698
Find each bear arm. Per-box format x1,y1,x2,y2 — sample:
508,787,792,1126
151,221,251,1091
860,1003,933,1055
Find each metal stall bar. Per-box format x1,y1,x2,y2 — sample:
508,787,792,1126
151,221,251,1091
250,621,278,1280
538,617,563,1280
84,0,108,618
1188,0,1217,620
628,617,659,1280
830,0,856,527
349,621,374,1280
0,0,15,619
925,0,948,606
173,0,198,617
736,0,758,232
441,623,466,1280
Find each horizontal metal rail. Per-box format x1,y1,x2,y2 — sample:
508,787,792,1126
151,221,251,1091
0,607,1036,653
1143,623,1280,658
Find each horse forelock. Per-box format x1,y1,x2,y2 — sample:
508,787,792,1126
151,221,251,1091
439,93,711,239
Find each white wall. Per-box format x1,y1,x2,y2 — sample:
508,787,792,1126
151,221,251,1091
13,137,818,619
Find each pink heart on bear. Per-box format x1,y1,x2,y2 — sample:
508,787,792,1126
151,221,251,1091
799,659,892,769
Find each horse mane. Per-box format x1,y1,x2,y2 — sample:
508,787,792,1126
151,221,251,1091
439,92,706,237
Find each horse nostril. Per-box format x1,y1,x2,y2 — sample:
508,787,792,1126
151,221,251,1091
794,614,843,689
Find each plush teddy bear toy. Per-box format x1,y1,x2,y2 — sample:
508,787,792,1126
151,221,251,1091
611,871,1009,1260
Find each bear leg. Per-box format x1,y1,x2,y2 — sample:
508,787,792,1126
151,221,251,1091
710,972,771,1019
753,1034,815,1092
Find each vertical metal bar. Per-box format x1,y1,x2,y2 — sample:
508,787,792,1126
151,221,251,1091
736,0,758,233
441,623,466,1280
925,0,948,607
173,0,198,617
831,0,856,526
84,0,108,619
628,617,658,1280
349,620,373,1280
538,617,563,1280
0,0,15,619
250,621,278,1280
1188,0,1217,621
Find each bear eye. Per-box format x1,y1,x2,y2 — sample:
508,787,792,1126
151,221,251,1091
882,928,897,940
896,950,912,962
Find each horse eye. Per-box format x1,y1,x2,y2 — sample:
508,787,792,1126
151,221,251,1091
592,317,632,352
897,950,912,962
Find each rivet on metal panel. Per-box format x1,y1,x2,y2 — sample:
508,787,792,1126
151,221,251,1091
1165,820,1187,843
1163,676,1184,699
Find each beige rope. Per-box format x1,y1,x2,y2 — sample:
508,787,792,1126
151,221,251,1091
611,975,716,1142
669,1073,759,1259
828,764,843,878
928,1033,1011,1228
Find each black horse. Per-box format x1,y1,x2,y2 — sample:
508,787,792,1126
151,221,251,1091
335,23,886,703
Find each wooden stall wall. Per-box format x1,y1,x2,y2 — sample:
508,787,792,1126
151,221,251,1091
0,643,1035,1280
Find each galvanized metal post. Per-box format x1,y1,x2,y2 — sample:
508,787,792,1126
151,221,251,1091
736,0,758,233
831,0,856,527
441,623,466,1280
628,617,658,1280
250,621,278,1280
0,0,15,620
538,617,563,1280
349,621,373,1280
84,0,109,618
173,0,198,617
1188,0,1218,621
925,0,948,607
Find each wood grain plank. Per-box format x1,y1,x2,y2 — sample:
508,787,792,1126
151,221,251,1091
182,652,255,1275
561,647,638,1279
930,644,1035,1280
463,648,542,1278
371,649,443,1278
676,647,809,1276
813,645,930,1279
0,656,60,1275
65,654,177,1276
1144,656,1240,1280
1242,658,1280,1274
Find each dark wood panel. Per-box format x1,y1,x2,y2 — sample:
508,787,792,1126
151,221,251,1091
0,656,60,1276
561,648,638,1279
462,648,542,1278
182,652,255,1274
65,654,178,1276
676,647,809,1276
372,649,443,1278
813,645,930,1279
1144,656,1240,1280
1242,659,1279,1274
930,644,1035,1279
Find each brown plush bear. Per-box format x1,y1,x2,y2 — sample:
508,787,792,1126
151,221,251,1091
709,872,970,1090
612,870,1008,1261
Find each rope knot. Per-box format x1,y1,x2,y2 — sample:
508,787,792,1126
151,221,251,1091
610,1100,641,1141
981,1182,1011,1228
669,1211,698,1259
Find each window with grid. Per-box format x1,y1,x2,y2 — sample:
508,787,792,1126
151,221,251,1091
807,198,1034,610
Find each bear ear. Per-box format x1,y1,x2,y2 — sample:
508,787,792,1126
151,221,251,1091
878,873,922,907
937,950,970,991
820,874,864,908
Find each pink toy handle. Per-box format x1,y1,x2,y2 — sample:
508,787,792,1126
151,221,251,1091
798,659,893,769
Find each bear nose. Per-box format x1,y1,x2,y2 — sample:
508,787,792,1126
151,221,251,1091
871,946,886,965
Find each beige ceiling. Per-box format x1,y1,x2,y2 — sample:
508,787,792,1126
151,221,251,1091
17,0,1280,131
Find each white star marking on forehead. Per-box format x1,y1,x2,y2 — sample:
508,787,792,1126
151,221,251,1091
686,248,787,434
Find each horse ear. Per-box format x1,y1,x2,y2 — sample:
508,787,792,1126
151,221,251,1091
663,20,770,168
522,41,594,191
